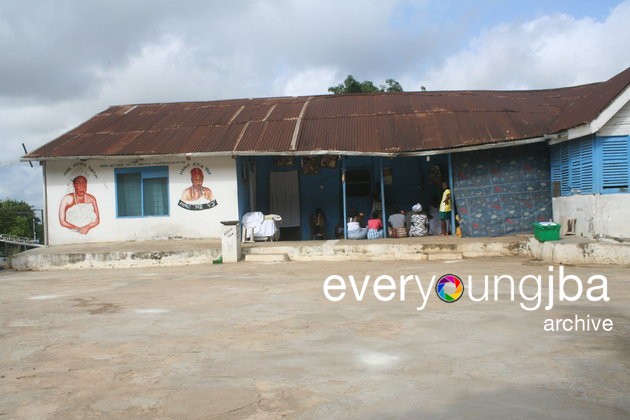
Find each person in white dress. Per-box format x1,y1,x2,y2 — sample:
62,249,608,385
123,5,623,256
58,176,100,234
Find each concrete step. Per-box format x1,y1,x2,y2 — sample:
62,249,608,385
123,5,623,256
427,252,464,261
11,248,221,270
11,236,542,271
244,253,290,262
244,245,295,255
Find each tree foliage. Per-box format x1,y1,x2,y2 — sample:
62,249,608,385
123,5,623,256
0,199,42,240
328,75,404,94
382,78,403,92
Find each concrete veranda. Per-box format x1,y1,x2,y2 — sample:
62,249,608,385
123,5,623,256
0,257,628,418
9,233,630,270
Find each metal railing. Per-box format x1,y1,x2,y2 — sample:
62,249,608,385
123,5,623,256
0,233,43,247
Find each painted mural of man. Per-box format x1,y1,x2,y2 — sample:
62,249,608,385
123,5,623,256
59,175,100,234
178,167,217,210
181,167,213,203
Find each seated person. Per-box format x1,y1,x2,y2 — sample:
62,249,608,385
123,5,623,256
310,208,327,240
367,210,384,240
408,203,429,237
346,208,367,239
387,206,406,228
428,205,442,235
387,206,408,237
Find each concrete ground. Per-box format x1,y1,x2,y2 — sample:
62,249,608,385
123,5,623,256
0,257,628,419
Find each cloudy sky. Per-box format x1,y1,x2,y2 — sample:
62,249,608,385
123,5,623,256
1,0,629,209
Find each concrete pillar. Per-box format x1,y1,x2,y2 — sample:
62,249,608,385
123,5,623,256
220,221,241,262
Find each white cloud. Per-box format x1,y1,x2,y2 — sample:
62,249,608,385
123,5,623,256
0,100,109,209
276,67,340,97
420,1,630,90
2,0,630,209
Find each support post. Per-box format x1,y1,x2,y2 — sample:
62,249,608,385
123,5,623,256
342,156,348,239
448,153,456,236
379,157,387,238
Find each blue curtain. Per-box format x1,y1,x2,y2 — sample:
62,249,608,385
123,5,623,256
143,177,168,216
116,173,142,217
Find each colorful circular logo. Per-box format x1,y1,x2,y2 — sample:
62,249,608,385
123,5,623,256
435,274,464,303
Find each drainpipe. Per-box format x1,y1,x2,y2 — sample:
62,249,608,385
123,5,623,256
42,161,49,245
380,157,387,237
342,156,348,239
448,153,455,236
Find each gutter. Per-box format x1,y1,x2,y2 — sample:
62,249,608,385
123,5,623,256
398,135,549,157
20,135,557,162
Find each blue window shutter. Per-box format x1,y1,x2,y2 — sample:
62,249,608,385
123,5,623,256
566,136,594,195
551,136,594,196
600,136,629,192
560,143,569,195
552,136,628,196
577,137,594,193
551,142,570,196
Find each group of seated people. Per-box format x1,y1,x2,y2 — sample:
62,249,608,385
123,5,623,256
346,203,437,240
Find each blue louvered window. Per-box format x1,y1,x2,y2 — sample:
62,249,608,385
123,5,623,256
569,137,594,194
600,136,629,193
551,142,570,196
551,136,594,195
551,135,629,196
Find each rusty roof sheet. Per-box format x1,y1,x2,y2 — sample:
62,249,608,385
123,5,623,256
550,67,630,132
25,67,630,159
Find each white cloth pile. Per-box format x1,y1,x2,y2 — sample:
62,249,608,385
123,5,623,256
242,211,279,240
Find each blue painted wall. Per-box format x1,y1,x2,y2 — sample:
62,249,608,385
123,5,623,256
342,155,447,218
299,162,341,239
245,155,448,240
239,147,552,239
236,156,250,218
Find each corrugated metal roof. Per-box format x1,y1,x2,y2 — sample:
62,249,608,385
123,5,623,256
25,67,630,159
550,68,630,132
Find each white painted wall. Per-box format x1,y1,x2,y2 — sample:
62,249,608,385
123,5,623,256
599,100,630,136
553,99,630,241
552,194,630,241
45,156,239,245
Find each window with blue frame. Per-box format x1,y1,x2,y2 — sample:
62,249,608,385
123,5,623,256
115,166,169,217
600,136,629,191
551,135,629,196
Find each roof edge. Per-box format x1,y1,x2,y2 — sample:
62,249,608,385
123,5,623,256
21,135,549,162
564,83,630,140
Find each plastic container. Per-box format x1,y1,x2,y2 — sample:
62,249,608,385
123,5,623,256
533,222,560,242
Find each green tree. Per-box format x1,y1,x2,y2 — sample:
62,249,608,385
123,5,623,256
328,75,404,94
0,199,42,241
381,78,403,92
